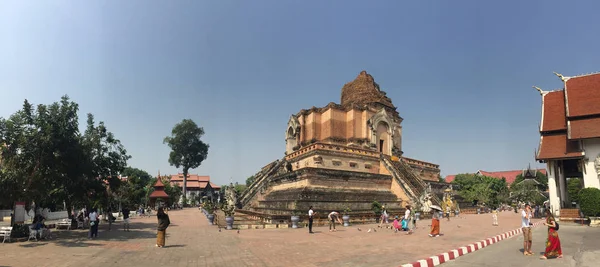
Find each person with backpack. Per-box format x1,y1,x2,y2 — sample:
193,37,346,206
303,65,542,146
156,207,170,248
540,210,563,259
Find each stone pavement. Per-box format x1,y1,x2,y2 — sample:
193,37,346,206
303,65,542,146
0,209,538,267
442,223,600,267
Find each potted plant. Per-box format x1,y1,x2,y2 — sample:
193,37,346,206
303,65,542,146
221,203,235,230
342,207,351,227
205,202,216,225
371,201,382,223
579,188,600,227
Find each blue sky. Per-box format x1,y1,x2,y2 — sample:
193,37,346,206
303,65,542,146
1,1,599,185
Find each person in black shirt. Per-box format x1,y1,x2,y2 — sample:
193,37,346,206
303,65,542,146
122,207,131,232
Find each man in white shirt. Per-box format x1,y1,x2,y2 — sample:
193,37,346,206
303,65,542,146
521,204,533,255
308,206,314,234
88,208,99,239
328,211,342,232
404,205,413,234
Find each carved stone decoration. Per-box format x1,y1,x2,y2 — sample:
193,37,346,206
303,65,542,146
595,154,600,177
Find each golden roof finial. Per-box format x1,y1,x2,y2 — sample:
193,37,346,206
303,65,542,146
532,86,547,95
553,72,569,82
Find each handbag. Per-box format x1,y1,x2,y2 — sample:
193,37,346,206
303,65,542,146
554,222,559,231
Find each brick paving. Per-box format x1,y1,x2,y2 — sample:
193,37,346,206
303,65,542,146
0,209,536,267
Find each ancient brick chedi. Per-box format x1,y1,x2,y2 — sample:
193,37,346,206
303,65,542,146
238,71,441,217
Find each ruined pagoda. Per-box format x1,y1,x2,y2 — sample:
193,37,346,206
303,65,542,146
238,71,442,217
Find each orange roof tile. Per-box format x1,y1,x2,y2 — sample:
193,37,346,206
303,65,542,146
149,190,169,198
565,73,600,117
541,91,567,132
153,178,165,188
170,174,211,182
444,175,456,183
536,133,584,160
569,117,600,139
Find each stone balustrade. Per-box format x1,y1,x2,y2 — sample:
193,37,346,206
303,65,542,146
285,143,379,161
401,156,439,169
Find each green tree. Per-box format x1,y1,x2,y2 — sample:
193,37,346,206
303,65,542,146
164,180,183,206
567,178,583,203
510,181,546,205
164,119,209,205
0,96,130,216
245,175,256,187
512,171,548,191
452,173,509,208
118,167,155,207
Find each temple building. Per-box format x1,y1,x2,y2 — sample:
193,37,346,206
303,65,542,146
169,174,221,202
535,72,600,217
149,174,169,208
238,71,443,217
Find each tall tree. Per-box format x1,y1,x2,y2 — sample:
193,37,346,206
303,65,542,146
163,119,209,204
0,96,130,215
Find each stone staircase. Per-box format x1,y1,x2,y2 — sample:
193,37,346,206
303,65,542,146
381,155,441,206
558,208,587,224
238,159,287,209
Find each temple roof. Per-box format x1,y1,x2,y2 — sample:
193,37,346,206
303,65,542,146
564,73,600,117
536,72,600,161
340,71,395,109
169,173,221,190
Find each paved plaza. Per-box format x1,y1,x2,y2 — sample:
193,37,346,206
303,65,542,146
0,209,555,267
443,223,600,267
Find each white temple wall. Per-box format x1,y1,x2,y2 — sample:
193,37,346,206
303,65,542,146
582,139,600,189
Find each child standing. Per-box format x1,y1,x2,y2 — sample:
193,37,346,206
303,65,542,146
492,208,498,226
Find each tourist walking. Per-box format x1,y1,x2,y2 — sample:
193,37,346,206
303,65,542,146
308,206,314,234
378,205,389,228
521,204,533,256
122,206,131,232
328,211,342,232
429,205,441,237
492,208,498,226
404,204,414,234
540,209,563,259
156,207,170,248
88,208,99,239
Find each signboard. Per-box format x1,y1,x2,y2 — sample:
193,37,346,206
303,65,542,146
14,201,26,224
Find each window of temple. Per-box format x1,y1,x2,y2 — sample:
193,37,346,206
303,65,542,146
349,162,358,168
332,160,342,166
365,164,372,169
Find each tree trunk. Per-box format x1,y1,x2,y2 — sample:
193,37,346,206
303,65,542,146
182,169,188,205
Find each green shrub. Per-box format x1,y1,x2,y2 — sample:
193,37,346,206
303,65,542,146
371,201,382,216
579,188,600,217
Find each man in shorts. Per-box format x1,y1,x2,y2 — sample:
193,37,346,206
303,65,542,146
521,204,533,255
122,207,131,232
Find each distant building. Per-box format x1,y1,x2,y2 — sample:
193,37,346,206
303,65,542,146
169,174,221,202
534,72,600,216
445,169,547,186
